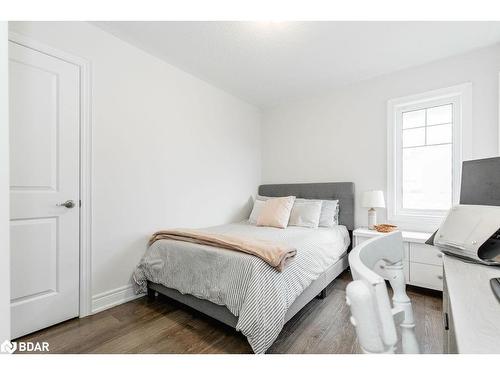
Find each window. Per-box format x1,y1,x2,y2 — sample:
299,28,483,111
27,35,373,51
402,104,453,210
387,84,471,231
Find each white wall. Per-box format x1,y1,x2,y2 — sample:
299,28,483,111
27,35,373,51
0,22,10,343
9,22,261,310
262,43,500,229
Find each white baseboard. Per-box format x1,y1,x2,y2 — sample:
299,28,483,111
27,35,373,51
91,284,145,314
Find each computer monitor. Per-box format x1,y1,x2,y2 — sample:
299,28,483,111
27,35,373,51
460,157,500,206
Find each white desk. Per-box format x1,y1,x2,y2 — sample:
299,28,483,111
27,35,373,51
443,255,500,353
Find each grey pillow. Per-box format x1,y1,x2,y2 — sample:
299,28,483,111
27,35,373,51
319,199,339,228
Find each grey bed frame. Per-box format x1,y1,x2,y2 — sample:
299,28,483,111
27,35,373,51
147,182,355,330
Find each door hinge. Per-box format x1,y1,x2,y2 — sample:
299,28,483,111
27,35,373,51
79,200,82,207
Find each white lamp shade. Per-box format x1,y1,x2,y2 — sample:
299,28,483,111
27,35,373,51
362,190,385,208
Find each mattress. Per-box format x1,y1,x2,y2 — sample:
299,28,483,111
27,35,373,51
133,222,350,353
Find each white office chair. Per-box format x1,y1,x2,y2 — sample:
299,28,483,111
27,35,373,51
346,231,419,354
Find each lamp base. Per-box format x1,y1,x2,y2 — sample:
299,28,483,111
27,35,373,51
368,208,377,230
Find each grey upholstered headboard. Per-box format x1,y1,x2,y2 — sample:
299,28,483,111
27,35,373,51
258,182,355,231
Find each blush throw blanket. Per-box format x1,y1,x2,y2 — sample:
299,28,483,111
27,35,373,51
148,229,296,272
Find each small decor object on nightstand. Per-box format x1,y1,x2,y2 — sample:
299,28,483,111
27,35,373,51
374,224,398,233
362,190,385,230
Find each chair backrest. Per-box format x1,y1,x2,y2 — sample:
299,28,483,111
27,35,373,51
346,231,419,354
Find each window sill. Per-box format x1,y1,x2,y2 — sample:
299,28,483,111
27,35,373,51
387,212,444,233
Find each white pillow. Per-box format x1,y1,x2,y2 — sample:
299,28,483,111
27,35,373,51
256,196,296,229
289,199,323,228
319,199,339,228
248,199,266,224
256,195,272,201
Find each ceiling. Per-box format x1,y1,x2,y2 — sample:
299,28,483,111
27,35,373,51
92,21,500,108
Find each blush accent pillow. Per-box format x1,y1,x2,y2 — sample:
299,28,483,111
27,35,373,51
257,196,296,229
289,199,323,228
248,199,266,224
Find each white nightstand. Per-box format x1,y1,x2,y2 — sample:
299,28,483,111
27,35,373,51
353,228,443,291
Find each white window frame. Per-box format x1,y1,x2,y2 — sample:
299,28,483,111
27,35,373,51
387,83,471,231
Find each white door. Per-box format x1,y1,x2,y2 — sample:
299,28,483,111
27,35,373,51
9,40,80,338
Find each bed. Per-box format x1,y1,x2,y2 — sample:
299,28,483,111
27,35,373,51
133,182,355,353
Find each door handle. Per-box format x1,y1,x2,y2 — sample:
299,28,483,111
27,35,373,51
57,200,75,209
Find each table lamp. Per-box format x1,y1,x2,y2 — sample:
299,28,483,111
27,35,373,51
362,190,385,230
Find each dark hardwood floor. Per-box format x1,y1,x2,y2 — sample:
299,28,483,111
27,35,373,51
16,270,444,354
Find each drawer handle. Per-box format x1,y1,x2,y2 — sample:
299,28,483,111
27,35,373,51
437,275,443,280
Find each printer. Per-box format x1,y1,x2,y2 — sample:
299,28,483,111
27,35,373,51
428,157,500,266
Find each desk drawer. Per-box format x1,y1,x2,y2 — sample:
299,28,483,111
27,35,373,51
410,263,443,291
410,243,443,266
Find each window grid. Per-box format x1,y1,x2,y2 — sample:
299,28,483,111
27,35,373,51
402,105,453,150
402,142,452,150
